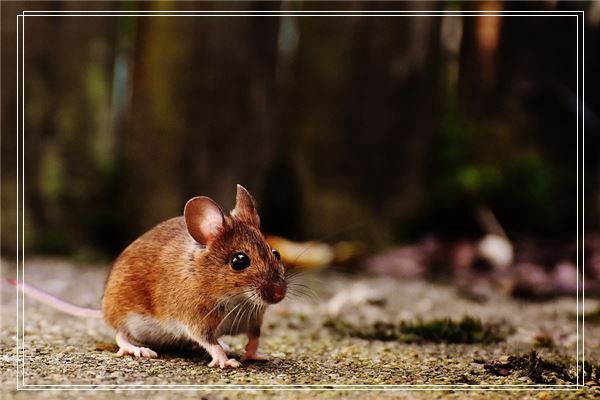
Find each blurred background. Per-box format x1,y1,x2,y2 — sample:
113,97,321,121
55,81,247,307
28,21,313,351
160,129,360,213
1,1,599,298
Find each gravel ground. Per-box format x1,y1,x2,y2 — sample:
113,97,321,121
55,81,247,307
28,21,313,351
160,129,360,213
1,258,598,399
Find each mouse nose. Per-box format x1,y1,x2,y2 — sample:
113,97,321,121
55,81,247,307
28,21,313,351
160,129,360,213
262,280,287,304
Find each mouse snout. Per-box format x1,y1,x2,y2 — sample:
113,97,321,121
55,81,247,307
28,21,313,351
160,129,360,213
261,280,287,304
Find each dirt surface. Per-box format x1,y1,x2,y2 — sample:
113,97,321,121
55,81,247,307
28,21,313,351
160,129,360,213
1,258,598,399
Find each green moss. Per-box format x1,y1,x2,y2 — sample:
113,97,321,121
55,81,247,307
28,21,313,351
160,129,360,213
324,316,508,344
400,316,507,344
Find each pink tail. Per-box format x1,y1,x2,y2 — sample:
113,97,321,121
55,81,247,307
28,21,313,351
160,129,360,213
8,279,103,319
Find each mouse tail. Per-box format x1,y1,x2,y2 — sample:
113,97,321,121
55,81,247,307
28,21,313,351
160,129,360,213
7,279,103,319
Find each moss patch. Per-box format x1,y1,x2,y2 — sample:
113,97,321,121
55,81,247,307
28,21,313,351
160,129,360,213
324,316,509,344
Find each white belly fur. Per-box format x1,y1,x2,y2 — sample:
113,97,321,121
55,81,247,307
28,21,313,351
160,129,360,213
124,313,191,348
124,300,262,348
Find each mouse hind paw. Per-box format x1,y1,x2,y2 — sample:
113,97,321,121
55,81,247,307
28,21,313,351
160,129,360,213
116,346,157,358
115,332,158,358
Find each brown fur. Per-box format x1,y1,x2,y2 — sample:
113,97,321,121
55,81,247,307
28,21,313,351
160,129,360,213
101,186,286,351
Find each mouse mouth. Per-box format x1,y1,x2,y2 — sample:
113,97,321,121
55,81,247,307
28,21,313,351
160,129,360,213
260,281,287,304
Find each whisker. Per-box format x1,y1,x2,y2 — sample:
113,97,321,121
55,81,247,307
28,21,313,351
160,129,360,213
229,306,243,335
249,293,265,332
285,272,324,291
197,302,223,326
215,303,241,332
244,300,255,334
285,285,320,302
229,296,249,334
284,291,315,303
284,292,303,301
234,299,252,335
288,282,320,296
288,282,317,290
291,289,319,301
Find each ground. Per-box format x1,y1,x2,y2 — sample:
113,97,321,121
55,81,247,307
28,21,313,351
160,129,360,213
1,258,598,399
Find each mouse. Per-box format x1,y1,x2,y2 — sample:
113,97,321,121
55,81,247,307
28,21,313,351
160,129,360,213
10,184,287,369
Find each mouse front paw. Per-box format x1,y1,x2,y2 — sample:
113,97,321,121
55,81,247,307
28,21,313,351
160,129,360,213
241,336,269,362
208,357,241,369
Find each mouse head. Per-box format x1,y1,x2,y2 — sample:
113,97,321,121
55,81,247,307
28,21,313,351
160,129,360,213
184,185,286,305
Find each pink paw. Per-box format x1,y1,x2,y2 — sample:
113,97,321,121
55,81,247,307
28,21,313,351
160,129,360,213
208,354,241,368
116,345,157,358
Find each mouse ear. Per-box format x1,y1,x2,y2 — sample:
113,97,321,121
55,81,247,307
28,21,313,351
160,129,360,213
231,184,260,227
184,196,224,245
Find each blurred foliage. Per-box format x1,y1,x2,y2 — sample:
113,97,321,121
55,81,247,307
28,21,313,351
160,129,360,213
1,1,597,259
415,108,563,239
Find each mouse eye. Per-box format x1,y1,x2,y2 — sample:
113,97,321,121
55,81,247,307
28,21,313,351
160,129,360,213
272,249,281,260
231,252,250,271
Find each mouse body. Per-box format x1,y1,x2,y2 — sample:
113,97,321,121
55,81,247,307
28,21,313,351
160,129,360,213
102,185,287,367
12,185,287,369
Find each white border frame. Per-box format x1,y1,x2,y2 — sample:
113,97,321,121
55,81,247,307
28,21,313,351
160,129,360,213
13,8,586,392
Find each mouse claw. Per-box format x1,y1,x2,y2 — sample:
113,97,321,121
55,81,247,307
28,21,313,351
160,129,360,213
140,347,158,358
116,345,157,358
208,357,241,369
224,358,242,368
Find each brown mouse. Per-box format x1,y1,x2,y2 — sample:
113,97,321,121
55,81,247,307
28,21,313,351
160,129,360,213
11,185,287,368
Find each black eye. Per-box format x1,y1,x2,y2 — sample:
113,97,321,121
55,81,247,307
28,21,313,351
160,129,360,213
272,249,281,260
231,252,250,271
